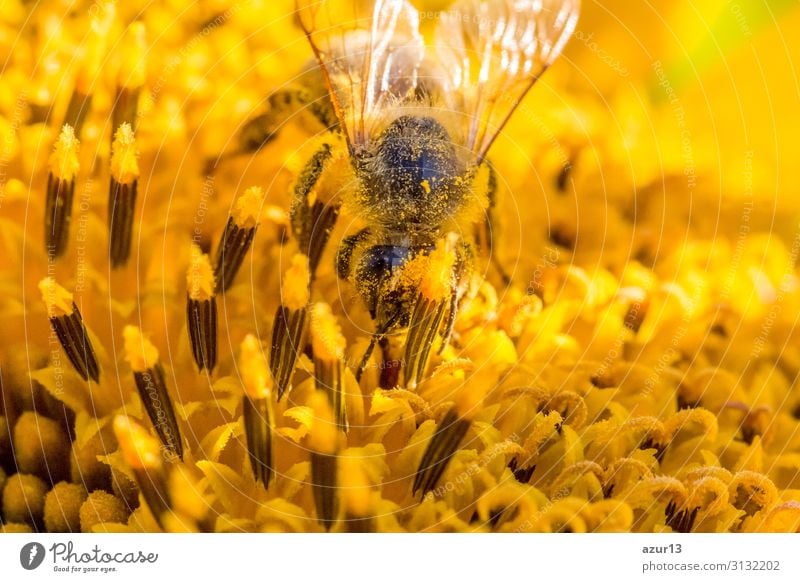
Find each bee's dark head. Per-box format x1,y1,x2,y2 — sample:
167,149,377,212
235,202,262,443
356,115,465,229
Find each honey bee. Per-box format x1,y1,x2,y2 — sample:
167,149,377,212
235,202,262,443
231,0,580,388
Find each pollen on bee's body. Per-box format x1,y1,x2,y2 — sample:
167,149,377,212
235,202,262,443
38,277,100,383
45,125,80,258
108,123,140,268
186,244,218,372
123,325,183,460
214,186,266,293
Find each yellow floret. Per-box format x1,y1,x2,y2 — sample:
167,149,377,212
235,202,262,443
340,451,372,517
2,473,47,526
239,334,271,400
123,325,159,372
281,254,311,311
186,244,216,301
79,490,130,532
113,416,162,471
307,391,339,455
110,123,139,184
49,124,79,181
38,277,74,317
13,411,70,482
44,482,87,532
232,186,265,228
310,302,345,362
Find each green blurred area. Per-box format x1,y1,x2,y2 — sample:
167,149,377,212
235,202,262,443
563,0,800,238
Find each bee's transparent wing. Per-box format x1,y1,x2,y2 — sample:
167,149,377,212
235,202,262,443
296,0,424,152
435,0,580,164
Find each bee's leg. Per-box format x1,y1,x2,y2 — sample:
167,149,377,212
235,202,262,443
337,229,407,385
437,280,460,356
477,160,511,286
290,143,339,278
437,242,470,355
335,228,371,281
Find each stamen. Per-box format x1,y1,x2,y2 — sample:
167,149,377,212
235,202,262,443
413,372,488,498
270,254,310,399
38,278,100,383
111,22,146,137
665,500,699,533
412,407,470,498
113,416,171,529
123,326,183,460
214,186,265,293
45,125,79,258
186,244,218,372
310,302,347,432
108,123,140,268
308,391,340,530
63,2,115,134
403,240,456,388
239,334,275,487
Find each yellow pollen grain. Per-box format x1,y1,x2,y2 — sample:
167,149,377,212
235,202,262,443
110,123,139,184
310,302,345,362
420,179,431,195
38,277,74,317
119,22,146,88
186,244,216,301
281,254,310,311
231,186,265,228
49,125,80,181
307,391,338,455
420,240,456,301
112,416,162,471
123,325,159,372
239,334,271,400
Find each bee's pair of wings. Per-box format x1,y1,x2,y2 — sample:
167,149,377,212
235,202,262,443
297,0,580,164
